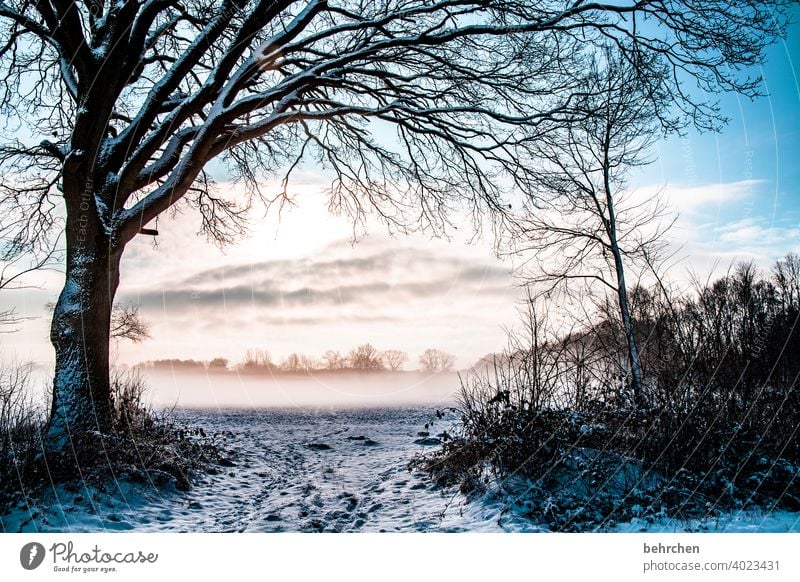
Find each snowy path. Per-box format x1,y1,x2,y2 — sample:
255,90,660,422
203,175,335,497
2,407,798,533
2,408,525,533
169,408,480,533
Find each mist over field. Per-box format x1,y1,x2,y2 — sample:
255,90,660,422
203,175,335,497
139,368,461,410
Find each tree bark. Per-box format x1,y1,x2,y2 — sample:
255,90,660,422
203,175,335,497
602,174,644,408
45,187,122,457
611,241,644,408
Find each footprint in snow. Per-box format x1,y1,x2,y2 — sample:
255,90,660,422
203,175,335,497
306,442,332,450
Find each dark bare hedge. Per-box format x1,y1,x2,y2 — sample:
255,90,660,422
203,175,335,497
420,255,800,530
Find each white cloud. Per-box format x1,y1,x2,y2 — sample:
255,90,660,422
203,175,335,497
631,179,763,215
661,216,800,285
713,217,800,249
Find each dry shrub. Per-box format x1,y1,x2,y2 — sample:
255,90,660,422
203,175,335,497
419,256,800,529
0,363,46,507
1,367,225,516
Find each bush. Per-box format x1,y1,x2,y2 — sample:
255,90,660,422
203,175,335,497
418,255,800,530
0,363,46,509
1,367,225,516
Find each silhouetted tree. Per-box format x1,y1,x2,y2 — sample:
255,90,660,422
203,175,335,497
517,50,676,406
280,352,318,372
321,350,345,371
240,348,277,373
348,343,384,371
774,252,800,311
382,349,408,371
281,353,302,372
419,348,456,373
109,303,151,343
0,0,791,453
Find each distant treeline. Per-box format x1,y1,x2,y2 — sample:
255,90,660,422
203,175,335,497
137,344,457,374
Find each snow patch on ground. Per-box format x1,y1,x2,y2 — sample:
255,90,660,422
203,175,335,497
611,511,800,533
2,407,797,533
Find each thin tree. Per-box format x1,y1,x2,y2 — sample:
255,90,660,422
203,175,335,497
109,303,150,343
240,347,276,372
0,248,59,330
281,352,303,372
419,348,456,373
280,352,318,372
774,252,800,312
518,50,675,406
46,300,151,342
382,349,408,372
321,349,345,371
0,1,790,454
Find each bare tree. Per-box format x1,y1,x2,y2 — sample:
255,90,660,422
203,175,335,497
48,300,150,342
0,249,59,331
347,343,384,371
516,50,676,406
0,1,790,452
321,349,345,370
240,348,276,372
774,252,800,311
301,354,319,371
419,348,456,373
381,349,408,371
109,303,151,343
281,352,302,372
280,352,318,372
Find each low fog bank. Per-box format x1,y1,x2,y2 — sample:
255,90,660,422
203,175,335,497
138,368,461,410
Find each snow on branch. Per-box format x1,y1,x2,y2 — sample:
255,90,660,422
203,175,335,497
0,0,793,255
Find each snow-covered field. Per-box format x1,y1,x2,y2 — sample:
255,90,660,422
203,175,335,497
2,407,798,533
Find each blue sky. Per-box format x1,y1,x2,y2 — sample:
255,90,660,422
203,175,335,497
636,20,800,274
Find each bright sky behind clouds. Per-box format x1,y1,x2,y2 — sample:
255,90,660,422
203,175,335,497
1,18,799,371
641,20,800,273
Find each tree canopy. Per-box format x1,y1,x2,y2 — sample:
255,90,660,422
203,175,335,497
0,1,792,264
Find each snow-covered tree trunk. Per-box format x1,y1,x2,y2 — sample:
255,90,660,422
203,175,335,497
46,181,121,453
